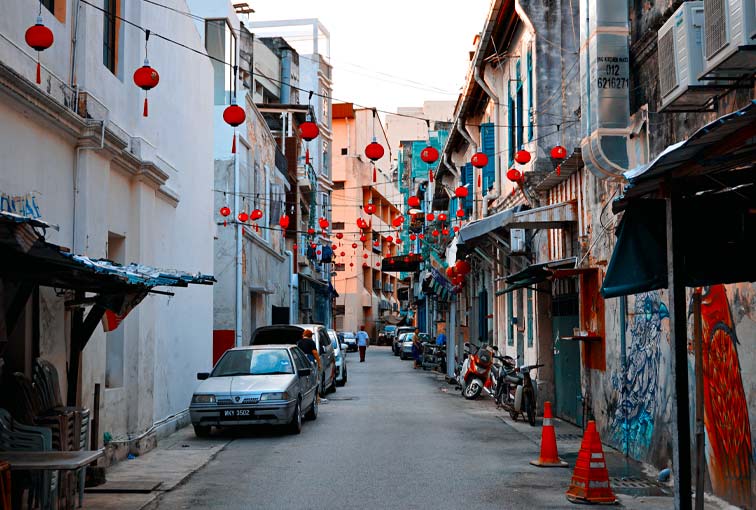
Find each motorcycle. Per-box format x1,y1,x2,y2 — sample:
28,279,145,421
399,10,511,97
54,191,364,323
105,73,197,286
456,342,497,400
495,357,543,426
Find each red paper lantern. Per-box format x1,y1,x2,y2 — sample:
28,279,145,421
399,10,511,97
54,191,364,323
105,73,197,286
278,214,290,229
363,253,369,259
395,238,402,245
392,216,404,227
386,235,394,243
340,251,346,257
373,240,380,247
220,206,231,217
456,208,465,218
307,227,315,235
316,250,322,255
409,234,417,241
471,152,488,168
514,150,531,164
336,232,344,240
426,213,435,222
419,234,425,239
223,103,245,127
360,234,367,242
362,262,369,268
408,196,420,208
453,226,460,233
506,168,522,182
352,243,358,249
319,217,329,229
376,262,381,267
364,202,376,215
250,209,263,221
299,121,319,141
455,260,471,275
133,60,160,117
550,145,567,159
446,267,456,278
238,211,249,222
455,186,469,198
438,213,447,222
350,263,354,267
25,17,54,85
310,243,317,249
432,229,440,237
365,141,385,161
420,146,439,164
442,228,449,236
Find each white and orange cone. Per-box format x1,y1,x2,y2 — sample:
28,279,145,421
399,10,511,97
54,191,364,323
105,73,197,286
530,401,569,468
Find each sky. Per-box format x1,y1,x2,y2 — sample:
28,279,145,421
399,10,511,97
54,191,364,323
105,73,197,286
247,0,491,114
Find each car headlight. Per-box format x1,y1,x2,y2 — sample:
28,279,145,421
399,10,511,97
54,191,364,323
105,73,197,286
192,394,216,404
259,392,290,401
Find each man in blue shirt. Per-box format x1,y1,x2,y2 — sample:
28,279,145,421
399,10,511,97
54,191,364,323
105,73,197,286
356,325,369,362
436,330,447,346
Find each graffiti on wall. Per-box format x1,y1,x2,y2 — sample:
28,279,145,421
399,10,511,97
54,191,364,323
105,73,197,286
698,285,752,508
610,291,668,459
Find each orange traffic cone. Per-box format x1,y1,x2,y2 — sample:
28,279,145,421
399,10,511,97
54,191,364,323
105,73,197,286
565,420,618,505
530,401,568,467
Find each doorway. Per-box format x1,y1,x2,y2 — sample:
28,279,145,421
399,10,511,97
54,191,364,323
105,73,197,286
552,279,582,426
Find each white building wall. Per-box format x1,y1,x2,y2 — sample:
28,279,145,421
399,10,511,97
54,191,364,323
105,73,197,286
1,0,214,453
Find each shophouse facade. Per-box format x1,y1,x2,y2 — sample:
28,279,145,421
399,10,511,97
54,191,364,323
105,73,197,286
1,0,216,459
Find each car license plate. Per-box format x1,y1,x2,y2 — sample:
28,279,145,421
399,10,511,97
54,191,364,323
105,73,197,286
221,409,252,419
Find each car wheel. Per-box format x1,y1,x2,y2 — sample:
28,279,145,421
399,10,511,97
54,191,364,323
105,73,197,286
305,395,318,420
327,376,337,393
336,366,347,386
288,399,302,434
193,424,211,438
319,375,327,398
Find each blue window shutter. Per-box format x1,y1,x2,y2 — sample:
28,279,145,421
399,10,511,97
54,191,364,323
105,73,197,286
527,49,533,142
508,95,515,166
463,163,473,214
480,123,495,196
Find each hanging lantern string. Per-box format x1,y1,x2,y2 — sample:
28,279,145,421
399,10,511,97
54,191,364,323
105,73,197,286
78,0,579,131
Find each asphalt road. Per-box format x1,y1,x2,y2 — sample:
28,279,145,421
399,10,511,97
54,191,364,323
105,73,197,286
143,347,646,510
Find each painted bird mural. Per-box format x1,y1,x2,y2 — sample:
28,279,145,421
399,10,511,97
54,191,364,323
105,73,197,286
699,284,752,508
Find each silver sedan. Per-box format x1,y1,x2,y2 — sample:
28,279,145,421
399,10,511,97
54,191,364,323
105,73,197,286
190,345,318,436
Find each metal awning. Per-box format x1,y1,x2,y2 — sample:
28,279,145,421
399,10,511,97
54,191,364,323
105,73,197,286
496,257,577,295
534,148,582,192
510,201,578,229
456,206,519,248
615,100,756,211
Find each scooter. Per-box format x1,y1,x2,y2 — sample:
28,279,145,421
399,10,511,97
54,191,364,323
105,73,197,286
495,357,543,425
456,343,496,400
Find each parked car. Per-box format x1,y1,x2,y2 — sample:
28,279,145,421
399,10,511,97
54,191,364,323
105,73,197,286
250,324,336,397
400,332,429,360
377,325,397,346
393,327,415,355
328,329,348,386
340,331,358,352
190,345,318,436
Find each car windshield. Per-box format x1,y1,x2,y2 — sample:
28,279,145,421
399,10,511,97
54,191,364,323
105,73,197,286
212,349,294,377
329,333,338,348
342,333,355,339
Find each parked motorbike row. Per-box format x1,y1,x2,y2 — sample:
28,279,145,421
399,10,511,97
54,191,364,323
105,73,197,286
454,342,543,426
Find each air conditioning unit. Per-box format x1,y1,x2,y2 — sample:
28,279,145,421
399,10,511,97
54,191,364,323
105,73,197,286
658,2,706,110
510,228,526,254
300,293,312,310
702,0,756,79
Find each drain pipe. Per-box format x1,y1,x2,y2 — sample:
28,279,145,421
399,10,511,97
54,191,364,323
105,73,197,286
285,250,295,323
72,109,108,253
456,120,478,218
474,65,501,218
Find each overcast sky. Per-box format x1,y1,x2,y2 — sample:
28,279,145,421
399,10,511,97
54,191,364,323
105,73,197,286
248,0,490,114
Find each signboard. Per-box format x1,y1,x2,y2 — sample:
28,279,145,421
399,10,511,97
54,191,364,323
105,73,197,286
0,192,41,219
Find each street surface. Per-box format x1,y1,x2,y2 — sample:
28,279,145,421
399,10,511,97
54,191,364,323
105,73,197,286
144,347,672,510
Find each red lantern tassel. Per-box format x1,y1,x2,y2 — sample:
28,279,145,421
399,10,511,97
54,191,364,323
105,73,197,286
305,147,310,164
477,174,482,187
143,97,149,117
36,60,41,84
429,169,434,183
556,164,561,176
231,133,236,154
373,165,376,183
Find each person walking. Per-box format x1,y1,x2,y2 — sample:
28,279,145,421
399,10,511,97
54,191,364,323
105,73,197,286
356,325,369,362
412,328,423,369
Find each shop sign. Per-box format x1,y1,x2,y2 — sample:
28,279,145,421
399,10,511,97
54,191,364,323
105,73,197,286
0,192,41,219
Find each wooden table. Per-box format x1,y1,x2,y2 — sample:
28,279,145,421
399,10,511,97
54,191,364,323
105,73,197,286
0,450,103,471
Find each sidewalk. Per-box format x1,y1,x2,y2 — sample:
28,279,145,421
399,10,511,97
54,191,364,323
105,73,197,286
83,426,232,510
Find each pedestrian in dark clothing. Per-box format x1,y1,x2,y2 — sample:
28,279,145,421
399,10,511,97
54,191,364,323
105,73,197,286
412,328,422,369
356,325,369,362
297,329,321,372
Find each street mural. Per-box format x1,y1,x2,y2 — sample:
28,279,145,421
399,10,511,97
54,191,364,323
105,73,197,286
610,291,668,459
699,285,752,508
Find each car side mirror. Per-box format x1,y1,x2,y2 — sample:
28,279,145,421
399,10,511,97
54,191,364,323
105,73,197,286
197,372,210,380
298,368,312,377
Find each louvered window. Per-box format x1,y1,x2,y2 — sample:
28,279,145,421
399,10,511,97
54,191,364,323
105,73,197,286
658,28,678,97
704,0,727,59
